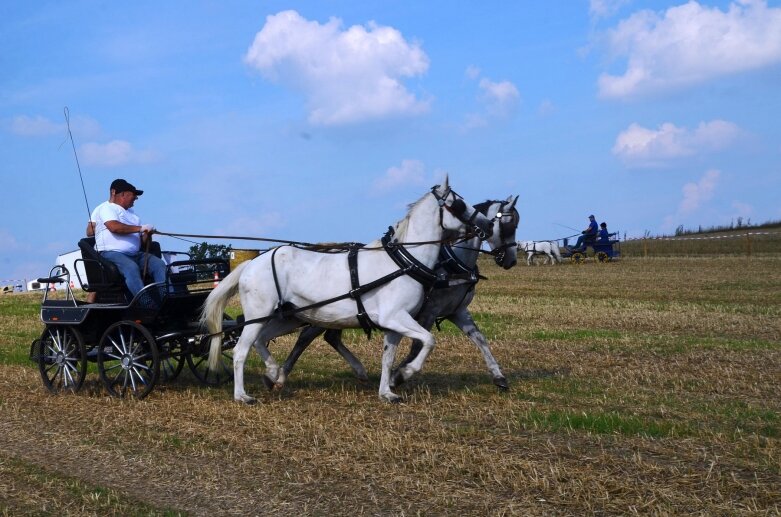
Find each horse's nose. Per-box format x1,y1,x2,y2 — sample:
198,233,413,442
506,258,517,269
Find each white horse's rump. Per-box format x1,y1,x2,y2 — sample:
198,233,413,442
200,179,491,404
517,240,561,265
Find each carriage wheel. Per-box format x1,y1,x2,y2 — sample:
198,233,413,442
596,251,611,263
97,321,159,399
571,252,587,264
186,334,234,386
37,326,87,394
158,338,186,382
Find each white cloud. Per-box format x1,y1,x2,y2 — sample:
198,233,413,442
372,159,427,193
465,65,481,80
590,0,630,20
10,115,61,136
9,114,102,139
461,71,521,130
599,0,781,98
478,78,520,116
612,120,741,165
680,169,720,213
731,201,754,219
244,10,430,126
218,212,285,238
80,140,158,168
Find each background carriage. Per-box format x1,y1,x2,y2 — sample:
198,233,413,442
30,238,240,399
560,234,621,263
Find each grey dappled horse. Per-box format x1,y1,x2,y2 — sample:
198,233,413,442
200,179,493,403
277,196,520,390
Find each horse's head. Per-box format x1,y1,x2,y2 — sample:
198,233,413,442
431,178,493,239
475,196,519,269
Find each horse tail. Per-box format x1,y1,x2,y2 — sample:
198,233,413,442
202,260,250,371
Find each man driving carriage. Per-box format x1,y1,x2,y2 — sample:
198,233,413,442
91,179,166,296
571,214,598,251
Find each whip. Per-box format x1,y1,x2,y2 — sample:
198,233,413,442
64,107,91,221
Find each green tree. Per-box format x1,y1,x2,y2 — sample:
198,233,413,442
188,242,232,261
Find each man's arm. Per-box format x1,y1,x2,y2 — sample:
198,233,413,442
86,221,95,237
104,220,144,234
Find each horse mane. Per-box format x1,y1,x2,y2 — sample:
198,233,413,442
365,191,429,247
474,199,520,226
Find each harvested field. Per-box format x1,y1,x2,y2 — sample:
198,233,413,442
1,256,779,515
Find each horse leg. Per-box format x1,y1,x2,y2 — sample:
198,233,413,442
232,324,262,404
379,331,403,403
449,309,508,390
279,326,326,386
526,252,533,266
384,313,437,389
254,318,304,390
324,329,369,382
392,311,437,387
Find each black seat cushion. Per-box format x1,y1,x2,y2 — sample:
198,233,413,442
77,237,126,292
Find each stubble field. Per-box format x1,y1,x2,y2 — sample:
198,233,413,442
1,255,779,515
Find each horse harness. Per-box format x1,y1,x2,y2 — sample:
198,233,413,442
255,185,483,338
213,191,519,341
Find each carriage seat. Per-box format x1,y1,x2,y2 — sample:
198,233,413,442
77,237,126,293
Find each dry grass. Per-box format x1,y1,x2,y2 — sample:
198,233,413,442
1,256,779,515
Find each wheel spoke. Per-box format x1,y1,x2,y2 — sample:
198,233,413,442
62,365,75,387
131,367,150,385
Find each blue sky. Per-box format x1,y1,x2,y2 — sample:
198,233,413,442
2,0,780,282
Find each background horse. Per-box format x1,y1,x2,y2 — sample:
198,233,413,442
278,195,520,390
200,179,492,403
518,240,561,265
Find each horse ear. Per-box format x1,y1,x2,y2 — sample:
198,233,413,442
442,174,449,190
510,195,519,207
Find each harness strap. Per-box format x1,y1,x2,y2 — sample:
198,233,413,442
348,245,378,338
382,227,447,289
270,247,286,315
227,267,410,335
438,245,484,283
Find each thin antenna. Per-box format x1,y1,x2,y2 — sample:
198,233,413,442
64,107,91,221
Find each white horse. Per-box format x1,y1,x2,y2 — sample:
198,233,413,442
518,240,561,265
200,179,493,403
278,196,520,390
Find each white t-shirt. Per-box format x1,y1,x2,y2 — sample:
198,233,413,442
93,201,141,253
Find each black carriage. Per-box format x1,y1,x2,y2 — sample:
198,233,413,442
30,238,241,399
561,235,621,264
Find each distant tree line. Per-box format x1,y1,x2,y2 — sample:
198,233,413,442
673,218,781,237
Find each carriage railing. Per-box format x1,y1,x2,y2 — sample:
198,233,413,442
37,265,78,306
166,258,230,292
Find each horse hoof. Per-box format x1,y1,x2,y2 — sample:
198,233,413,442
381,394,401,404
493,376,509,391
261,375,276,391
237,395,257,405
392,370,406,388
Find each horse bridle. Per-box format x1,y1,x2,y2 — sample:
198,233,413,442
431,185,490,239
482,200,519,265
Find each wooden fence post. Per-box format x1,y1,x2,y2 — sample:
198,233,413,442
746,230,752,257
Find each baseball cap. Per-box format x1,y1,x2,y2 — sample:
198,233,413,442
110,178,143,196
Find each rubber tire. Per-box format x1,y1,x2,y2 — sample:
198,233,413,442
97,321,160,399
38,326,87,394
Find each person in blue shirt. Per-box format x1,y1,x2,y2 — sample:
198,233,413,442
573,214,598,250
597,222,616,243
